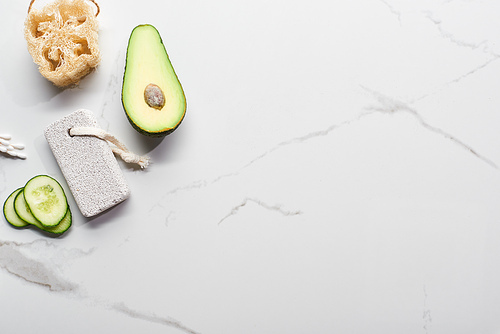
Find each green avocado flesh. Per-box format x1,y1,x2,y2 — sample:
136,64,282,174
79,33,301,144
122,24,186,136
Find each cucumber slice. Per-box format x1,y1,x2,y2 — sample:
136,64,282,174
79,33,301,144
13,189,72,234
14,190,40,226
3,188,29,228
24,175,68,227
41,209,72,235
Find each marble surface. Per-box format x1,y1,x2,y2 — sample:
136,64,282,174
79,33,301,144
1,0,500,333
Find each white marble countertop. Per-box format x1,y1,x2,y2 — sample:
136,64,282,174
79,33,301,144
1,0,500,333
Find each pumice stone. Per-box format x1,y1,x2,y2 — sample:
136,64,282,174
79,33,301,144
44,109,130,217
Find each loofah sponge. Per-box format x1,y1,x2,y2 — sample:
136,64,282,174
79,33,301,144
24,0,101,87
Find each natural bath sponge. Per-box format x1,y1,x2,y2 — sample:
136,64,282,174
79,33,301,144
24,0,101,87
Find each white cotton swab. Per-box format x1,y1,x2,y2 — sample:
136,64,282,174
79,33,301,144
15,152,27,159
10,143,25,150
0,134,26,159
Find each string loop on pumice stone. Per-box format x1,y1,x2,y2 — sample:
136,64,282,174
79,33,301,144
69,127,150,168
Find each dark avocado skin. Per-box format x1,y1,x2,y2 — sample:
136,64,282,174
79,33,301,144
121,24,187,137
124,111,186,138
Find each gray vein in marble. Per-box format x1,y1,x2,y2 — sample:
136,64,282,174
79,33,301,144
218,198,303,225
152,112,375,207
161,179,210,198
0,239,199,332
110,302,201,334
363,87,498,169
423,285,432,334
378,0,402,24
98,51,123,131
164,212,173,227
148,112,375,218
445,55,500,84
423,11,491,53
0,239,92,292
412,56,500,103
238,114,374,174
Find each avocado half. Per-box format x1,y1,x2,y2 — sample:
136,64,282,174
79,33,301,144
122,24,186,137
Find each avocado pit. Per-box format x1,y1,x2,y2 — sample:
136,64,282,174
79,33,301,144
144,83,165,110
